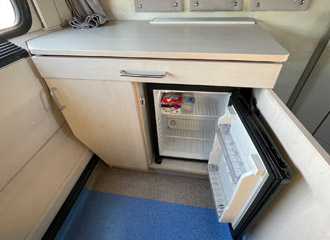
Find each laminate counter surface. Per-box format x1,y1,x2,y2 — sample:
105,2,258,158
28,20,289,62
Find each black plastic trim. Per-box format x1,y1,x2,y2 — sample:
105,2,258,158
0,41,29,68
41,155,99,240
0,0,32,40
159,155,209,163
228,92,292,240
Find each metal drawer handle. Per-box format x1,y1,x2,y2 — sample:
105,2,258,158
50,87,66,111
119,70,167,78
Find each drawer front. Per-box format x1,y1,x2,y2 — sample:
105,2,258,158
32,56,282,88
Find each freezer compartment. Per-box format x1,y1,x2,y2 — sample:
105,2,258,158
153,89,231,160
208,106,269,227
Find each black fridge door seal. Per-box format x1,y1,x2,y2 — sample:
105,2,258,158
158,155,208,163
231,92,293,181
145,83,239,93
228,92,293,240
147,84,161,164
230,176,282,240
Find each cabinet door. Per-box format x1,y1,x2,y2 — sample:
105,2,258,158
45,78,148,170
246,89,330,240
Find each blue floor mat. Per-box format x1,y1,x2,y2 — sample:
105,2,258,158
55,188,233,240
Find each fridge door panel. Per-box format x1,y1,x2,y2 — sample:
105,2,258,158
222,164,267,223
208,105,269,224
231,161,269,229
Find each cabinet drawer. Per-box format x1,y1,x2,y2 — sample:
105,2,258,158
32,56,282,89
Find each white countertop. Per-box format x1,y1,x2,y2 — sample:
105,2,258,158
27,20,289,62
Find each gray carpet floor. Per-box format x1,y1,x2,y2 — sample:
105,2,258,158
86,161,215,209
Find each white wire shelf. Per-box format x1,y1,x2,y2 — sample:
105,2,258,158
161,98,221,117
164,128,215,140
164,118,216,140
161,137,213,160
166,118,216,130
218,124,245,184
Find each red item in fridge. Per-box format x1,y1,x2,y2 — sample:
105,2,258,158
161,92,182,107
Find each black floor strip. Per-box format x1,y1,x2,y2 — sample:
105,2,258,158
42,155,99,240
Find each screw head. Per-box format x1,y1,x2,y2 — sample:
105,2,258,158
300,0,305,4
195,2,199,6
174,2,178,6
256,2,261,7
233,1,237,6
138,4,142,8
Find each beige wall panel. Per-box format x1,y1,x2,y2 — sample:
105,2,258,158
0,59,65,192
54,0,330,103
28,0,43,32
247,89,330,239
32,0,62,30
54,0,72,27
0,124,92,240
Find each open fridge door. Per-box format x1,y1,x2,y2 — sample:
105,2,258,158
208,92,292,240
208,105,269,227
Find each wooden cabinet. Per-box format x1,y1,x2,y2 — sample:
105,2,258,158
45,78,148,170
29,20,290,171
27,20,330,240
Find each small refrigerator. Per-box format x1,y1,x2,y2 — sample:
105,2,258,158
146,83,292,240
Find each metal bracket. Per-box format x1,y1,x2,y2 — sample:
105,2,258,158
249,0,311,11
134,0,183,12
190,0,243,11
150,17,255,24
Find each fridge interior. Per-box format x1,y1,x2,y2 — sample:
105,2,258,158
153,90,231,160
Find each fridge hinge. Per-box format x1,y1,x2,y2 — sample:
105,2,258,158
140,96,145,106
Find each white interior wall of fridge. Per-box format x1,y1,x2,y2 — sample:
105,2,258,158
153,90,231,160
